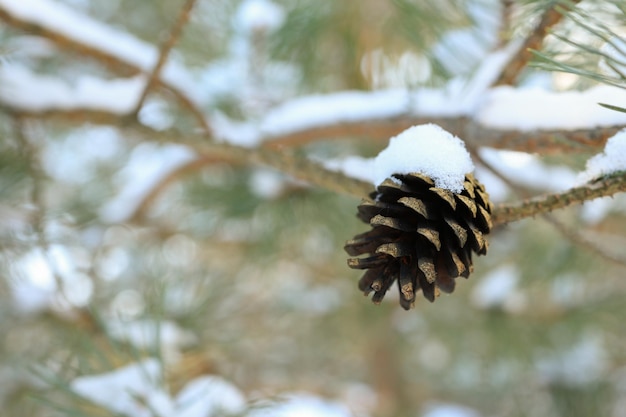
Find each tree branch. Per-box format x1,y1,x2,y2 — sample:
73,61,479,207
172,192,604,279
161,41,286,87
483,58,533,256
132,0,197,118
491,172,626,226
124,124,626,228
0,2,212,135
470,143,626,265
4,104,620,154
128,155,234,223
492,0,582,86
265,117,619,154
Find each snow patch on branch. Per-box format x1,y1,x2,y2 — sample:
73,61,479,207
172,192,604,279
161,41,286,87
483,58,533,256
373,124,474,192
578,128,626,183
70,359,247,417
260,90,413,137
0,65,143,113
478,148,577,192
477,85,626,130
0,0,201,103
0,0,156,66
321,156,377,184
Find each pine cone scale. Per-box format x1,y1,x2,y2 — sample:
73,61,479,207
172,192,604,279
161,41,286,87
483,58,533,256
398,196,438,220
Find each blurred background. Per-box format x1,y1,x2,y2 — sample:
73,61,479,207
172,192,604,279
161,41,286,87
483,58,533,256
1,0,626,416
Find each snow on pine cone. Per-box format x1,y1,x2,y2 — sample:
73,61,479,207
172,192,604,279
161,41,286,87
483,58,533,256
344,172,493,310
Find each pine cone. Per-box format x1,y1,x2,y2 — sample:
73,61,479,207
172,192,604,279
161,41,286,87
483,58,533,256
344,172,493,310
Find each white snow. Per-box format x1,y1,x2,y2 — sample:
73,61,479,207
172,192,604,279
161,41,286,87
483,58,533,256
477,85,626,130
254,41,518,139
0,0,154,67
0,0,201,103
422,403,481,417
70,361,355,417
175,376,247,417
234,0,285,34
373,124,474,193
478,148,577,192
451,40,523,113
473,167,509,203
260,90,411,137
0,65,144,113
432,1,501,77
471,264,525,312
254,76,626,138
71,359,247,417
321,156,376,184
71,358,170,417
578,128,626,183
212,112,262,147
10,245,94,314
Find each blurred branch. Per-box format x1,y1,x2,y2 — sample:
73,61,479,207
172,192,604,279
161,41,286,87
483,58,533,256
129,155,233,223
187,139,376,198
2,0,624,228
265,117,619,154
497,0,514,47
132,0,197,119
492,0,581,86
0,2,212,134
541,214,626,267
4,103,619,153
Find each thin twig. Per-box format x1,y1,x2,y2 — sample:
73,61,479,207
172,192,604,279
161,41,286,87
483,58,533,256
470,144,626,266
491,172,626,225
132,0,197,118
492,0,582,86
498,0,514,47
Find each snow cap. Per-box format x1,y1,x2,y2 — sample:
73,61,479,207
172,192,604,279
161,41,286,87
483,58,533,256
579,128,626,183
373,123,474,193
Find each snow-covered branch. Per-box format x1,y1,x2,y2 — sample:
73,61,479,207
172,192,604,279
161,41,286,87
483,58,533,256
122,123,626,228
3,0,626,153
491,172,626,225
2,0,626,229
0,0,210,130
3,69,626,153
